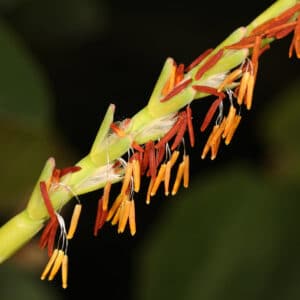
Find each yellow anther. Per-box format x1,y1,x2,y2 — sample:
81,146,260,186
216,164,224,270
106,193,123,222
217,68,242,92
151,163,166,196
237,71,250,105
118,198,131,233
146,177,155,204
48,249,64,281
245,73,255,110
129,199,136,236
102,181,112,211
222,106,236,138
171,161,185,195
210,117,227,147
40,249,59,280
111,206,121,225
120,162,133,195
61,254,68,289
66,204,82,240
170,150,180,167
201,125,219,159
210,134,222,160
225,115,242,145
132,158,141,193
161,64,176,96
183,155,190,188
164,160,172,196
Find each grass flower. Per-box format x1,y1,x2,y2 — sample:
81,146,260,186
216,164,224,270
0,0,299,288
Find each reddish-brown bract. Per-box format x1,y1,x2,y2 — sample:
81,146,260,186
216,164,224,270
94,197,108,236
160,78,192,102
186,105,195,148
39,181,59,256
195,49,224,80
200,94,225,132
185,48,214,72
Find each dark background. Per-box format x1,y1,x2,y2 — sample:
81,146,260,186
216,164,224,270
0,1,299,300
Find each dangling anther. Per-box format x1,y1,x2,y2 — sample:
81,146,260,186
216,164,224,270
66,203,82,240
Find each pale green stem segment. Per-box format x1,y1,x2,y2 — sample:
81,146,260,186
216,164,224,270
0,211,44,263
0,0,298,264
90,103,116,164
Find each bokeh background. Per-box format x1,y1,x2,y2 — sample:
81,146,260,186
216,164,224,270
0,0,300,299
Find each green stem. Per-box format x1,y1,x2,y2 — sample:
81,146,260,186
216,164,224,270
0,211,44,263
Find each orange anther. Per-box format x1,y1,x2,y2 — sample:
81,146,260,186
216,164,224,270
132,158,141,193
118,198,131,233
129,200,136,236
237,71,250,105
171,161,185,195
61,254,68,289
66,204,82,240
222,106,236,138
102,181,112,211
146,177,155,204
170,150,180,167
120,162,133,195
201,125,219,159
161,63,177,96
106,193,124,222
48,249,64,281
245,73,255,110
225,115,242,145
183,155,190,188
151,163,167,196
164,160,172,196
41,249,59,280
217,68,242,92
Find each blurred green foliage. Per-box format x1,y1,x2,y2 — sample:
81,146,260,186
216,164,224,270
0,19,77,216
1,263,61,300
0,4,85,298
1,0,109,48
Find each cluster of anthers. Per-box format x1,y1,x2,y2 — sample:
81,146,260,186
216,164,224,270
39,3,300,289
39,166,82,289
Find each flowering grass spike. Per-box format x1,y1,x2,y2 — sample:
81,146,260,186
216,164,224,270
0,0,299,289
